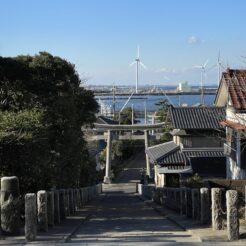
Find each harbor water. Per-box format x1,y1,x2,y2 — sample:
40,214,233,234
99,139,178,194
96,94,216,113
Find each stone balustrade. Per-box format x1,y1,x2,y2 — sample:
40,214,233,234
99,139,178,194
138,184,242,241
0,176,102,242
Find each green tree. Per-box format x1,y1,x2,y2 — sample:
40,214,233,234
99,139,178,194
117,107,136,125
155,99,172,142
0,52,99,193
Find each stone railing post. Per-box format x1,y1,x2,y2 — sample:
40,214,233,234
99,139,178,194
37,190,48,232
200,188,210,224
80,188,84,207
53,190,60,224
211,188,223,230
59,189,66,220
77,189,81,209
0,176,20,235
192,188,200,220
226,190,239,241
47,191,54,227
180,188,186,215
74,189,78,211
185,188,192,218
69,189,74,214
65,189,70,216
25,193,37,241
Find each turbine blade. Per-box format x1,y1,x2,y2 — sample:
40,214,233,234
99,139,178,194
140,62,147,69
203,59,209,68
137,45,140,58
193,65,202,68
218,50,221,62
130,61,136,66
206,64,216,71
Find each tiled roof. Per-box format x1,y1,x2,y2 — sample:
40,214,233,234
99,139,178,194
96,116,119,125
169,106,225,129
223,69,246,110
153,146,225,165
220,120,246,130
146,141,179,163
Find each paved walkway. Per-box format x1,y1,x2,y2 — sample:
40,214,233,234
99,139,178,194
67,183,200,245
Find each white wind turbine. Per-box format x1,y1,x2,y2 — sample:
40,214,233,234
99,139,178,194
130,46,146,94
194,60,209,105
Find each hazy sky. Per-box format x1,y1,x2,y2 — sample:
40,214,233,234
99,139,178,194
1,0,246,86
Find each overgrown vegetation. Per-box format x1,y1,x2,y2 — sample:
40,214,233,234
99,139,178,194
183,173,203,188
115,107,138,125
151,99,172,144
0,52,99,193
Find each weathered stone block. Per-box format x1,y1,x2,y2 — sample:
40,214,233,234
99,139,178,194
1,176,20,235
200,188,210,224
192,189,200,220
37,190,48,232
185,188,192,218
180,188,186,215
53,190,60,224
59,189,66,220
211,188,223,230
47,191,54,226
65,189,70,216
69,189,74,214
226,190,239,241
25,193,37,241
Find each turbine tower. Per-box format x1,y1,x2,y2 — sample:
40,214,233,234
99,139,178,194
217,51,222,87
194,60,208,105
130,46,146,93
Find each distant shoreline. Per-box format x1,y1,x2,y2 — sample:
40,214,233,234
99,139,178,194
94,91,216,96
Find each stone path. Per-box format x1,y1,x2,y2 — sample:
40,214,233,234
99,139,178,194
66,152,201,245
68,183,201,245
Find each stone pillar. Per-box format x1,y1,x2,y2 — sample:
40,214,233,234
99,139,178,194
0,176,20,235
72,189,76,211
53,190,60,224
211,188,223,230
192,189,200,220
80,188,84,207
226,190,239,241
73,189,77,212
37,190,48,232
104,130,112,183
59,190,66,220
77,189,81,209
65,190,70,216
200,188,210,224
185,188,192,218
69,189,74,214
25,193,37,241
47,191,54,226
85,188,88,203
144,130,151,178
180,188,186,215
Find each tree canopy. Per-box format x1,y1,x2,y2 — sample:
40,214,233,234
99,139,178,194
0,52,99,193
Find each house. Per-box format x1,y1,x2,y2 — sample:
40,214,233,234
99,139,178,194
215,68,246,179
146,106,226,187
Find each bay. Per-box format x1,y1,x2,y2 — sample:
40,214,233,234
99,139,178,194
96,94,216,112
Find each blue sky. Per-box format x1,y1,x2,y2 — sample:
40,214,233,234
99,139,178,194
1,0,246,86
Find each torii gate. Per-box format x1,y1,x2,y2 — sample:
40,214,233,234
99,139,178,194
94,122,165,183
